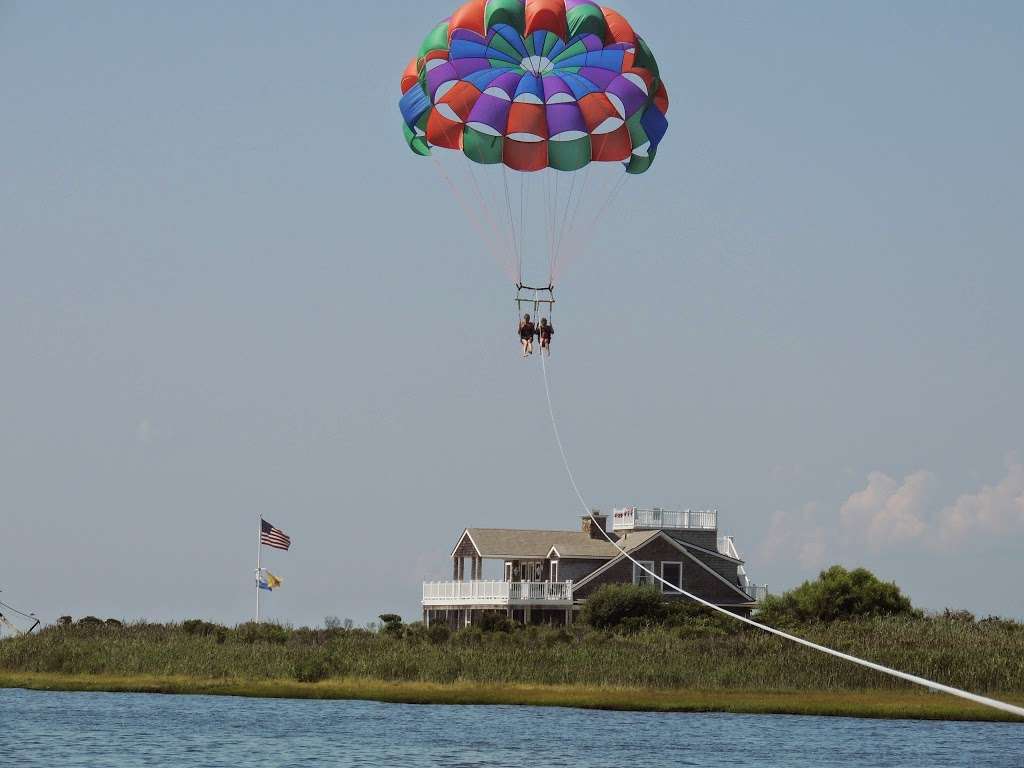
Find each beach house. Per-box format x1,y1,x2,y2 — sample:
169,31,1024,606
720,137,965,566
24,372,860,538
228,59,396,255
422,508,768,627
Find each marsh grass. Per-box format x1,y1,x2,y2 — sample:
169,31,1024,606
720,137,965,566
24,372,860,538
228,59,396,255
1,616,1022,695
3,672,1022,722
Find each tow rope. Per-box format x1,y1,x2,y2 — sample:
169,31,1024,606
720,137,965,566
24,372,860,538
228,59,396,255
539,351,1024,719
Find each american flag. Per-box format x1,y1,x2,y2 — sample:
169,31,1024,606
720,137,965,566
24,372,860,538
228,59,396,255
260,519,291,551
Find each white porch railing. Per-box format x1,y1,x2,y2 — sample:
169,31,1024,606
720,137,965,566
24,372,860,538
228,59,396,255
613,507,718,532
422,580,573,606
746,584,769,603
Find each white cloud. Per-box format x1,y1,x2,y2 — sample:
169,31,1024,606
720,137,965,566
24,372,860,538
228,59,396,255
938,458,1024,545
761,503,827,568
840,470,934,550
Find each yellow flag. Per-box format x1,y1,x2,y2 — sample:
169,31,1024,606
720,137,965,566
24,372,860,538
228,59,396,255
265,572,283,590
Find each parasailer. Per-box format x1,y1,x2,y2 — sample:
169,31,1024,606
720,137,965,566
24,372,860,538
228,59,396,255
518,313,536,356
538,316,554,356
399,1,669,352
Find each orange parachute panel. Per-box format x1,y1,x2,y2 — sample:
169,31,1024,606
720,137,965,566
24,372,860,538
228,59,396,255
504,139,549,172
506,102,548,140
525,0,568,40
591,124,632,162
427,110,465,150
401,58,420,94
450,0,487,41
653,81,669,115
600,7,636,46
578,93,620,133
438,81,481,123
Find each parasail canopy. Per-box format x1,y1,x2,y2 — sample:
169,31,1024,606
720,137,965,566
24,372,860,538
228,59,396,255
399,0,670,175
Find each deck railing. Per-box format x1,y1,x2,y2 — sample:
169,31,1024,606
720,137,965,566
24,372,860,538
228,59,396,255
612,507,718,532
422,580,573,606
746,584,769,603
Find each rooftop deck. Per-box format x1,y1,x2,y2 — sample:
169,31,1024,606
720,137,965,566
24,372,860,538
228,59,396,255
612,507,718,532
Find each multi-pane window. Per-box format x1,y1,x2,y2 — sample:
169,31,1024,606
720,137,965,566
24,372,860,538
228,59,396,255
633,561,656,587
661,562,682,593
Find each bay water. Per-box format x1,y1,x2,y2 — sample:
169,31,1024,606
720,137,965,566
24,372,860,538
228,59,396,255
1,688,1020,767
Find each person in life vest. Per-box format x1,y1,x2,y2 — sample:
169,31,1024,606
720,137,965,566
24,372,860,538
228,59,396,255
518,313,536,357
538,317,554,356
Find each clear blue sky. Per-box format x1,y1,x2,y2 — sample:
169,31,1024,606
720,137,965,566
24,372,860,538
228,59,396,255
2,1,1022,627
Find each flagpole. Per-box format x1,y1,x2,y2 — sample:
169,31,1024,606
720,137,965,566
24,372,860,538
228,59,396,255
256,518,262,624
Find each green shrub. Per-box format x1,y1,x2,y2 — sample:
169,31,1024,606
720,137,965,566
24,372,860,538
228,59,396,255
452,626,484,645
758,566,919,625
426,624,451,645
293,654,330,683
234,622,290,645
182,620,225,637
581,584,666,629
478,613,515,634
379,614,404,638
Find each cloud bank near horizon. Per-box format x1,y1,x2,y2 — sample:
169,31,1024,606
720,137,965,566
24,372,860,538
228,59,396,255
762,455,1024,571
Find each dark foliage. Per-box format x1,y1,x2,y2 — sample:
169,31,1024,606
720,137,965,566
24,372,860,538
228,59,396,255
234,622,290,645
478,613,515,633
580,584,666,629
379,614,404,638
758,566,919,625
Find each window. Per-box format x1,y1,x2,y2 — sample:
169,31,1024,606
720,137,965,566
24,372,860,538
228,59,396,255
633,561,656,587
504,562,512,582
550,560,559,582
661,562,682,593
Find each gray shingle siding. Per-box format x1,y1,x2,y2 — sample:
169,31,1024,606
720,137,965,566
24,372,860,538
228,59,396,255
665,529,719,551
574,535,750,606
685,547,742,583
555,558,604,583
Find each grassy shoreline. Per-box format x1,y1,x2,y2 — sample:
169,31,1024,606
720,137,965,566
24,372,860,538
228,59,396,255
4,617,1023,722
3,671,1023,722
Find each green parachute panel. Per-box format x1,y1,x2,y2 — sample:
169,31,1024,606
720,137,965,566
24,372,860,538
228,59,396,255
403,122,431,157
419,22,450,58
485,0,526,34
488,30,522,59
566,5,607,39
463,127,505,165
624,112,654,174
548,136,592,173
633,36,660,79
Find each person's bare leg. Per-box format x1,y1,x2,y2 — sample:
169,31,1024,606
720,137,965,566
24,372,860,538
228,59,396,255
522,339,529,357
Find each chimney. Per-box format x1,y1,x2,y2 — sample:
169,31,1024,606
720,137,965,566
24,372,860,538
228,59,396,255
581,509,608,539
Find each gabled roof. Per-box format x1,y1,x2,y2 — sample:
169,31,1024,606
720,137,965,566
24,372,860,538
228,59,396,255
459,528,633,559
673,538,743,564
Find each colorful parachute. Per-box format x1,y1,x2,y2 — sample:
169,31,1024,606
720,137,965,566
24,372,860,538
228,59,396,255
399,0,670,175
